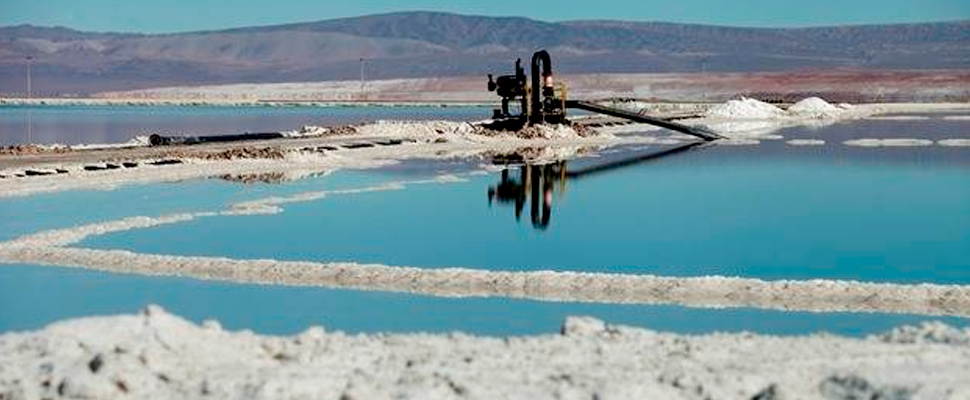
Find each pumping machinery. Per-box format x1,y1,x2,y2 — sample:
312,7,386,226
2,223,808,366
487,50,566,127
487,50,722,141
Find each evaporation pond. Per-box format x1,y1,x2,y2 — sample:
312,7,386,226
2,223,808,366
84,142,970,284
4,116,970,336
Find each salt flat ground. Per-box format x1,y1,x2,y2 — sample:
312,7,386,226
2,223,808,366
85,70,970,103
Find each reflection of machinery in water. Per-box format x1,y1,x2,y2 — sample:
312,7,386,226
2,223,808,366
484,51,723,230
487,141,708,231
487,161,566,230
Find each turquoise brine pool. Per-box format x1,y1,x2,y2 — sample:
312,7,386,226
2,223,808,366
0,104,487,145
81,150,970,284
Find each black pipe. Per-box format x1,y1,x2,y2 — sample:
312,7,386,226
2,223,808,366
530,50,553,125
566,100,723,141
149,132,285,146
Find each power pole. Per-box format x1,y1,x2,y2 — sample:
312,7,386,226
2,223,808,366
359,58,365,101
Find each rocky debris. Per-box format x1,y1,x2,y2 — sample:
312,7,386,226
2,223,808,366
1,307,968,400
166,147,285,161
0,144,72,156
285,125,359,137
328,125,359,136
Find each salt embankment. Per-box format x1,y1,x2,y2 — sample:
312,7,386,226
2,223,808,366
1,306,969,400
0,119,633,198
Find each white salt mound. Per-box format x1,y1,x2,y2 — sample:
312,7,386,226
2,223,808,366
704,97,787,119
788,97,843,118
703,97,849,121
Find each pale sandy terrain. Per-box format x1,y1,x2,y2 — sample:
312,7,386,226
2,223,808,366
92,71,970,103
1,306,969,400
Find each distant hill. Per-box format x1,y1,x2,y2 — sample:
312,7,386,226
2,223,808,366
1,12,968,95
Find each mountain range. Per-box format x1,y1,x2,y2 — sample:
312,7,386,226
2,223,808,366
1,12,968,95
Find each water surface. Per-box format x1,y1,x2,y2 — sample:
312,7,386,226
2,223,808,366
0,104,487,145
83,143,970,284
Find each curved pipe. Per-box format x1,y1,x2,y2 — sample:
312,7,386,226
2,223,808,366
530,50,552,124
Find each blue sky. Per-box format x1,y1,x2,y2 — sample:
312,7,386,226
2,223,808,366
2,0,969,33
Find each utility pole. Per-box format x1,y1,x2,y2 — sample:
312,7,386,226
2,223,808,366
359,57,365,101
